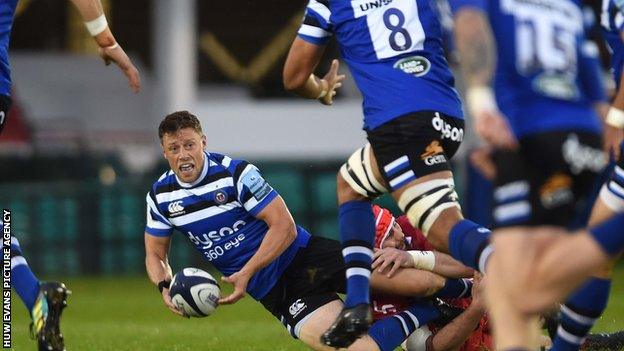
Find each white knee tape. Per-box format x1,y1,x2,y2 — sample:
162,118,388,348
398,178,461,236
340,143,388,198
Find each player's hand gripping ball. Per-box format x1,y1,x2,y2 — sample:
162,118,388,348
169,268,221,317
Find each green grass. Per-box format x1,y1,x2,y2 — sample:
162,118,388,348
6,266,624,350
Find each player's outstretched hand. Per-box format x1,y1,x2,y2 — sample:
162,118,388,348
320,59,346,106
98,43,141,93
372,247,413,278
219,271,250,305
474,109,518,150
603,124,623,161
162,288,188,318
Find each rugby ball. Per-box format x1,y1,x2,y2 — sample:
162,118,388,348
169,268,220,317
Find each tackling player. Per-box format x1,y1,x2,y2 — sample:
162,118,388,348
283,1,494,346
2,1,140,350
0,0,141,135
144,111,477,351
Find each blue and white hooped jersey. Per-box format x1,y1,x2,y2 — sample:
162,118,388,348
145,152,311,300
299,0,464,130
601,0,624,89
0,0,17,96
451,0,605,138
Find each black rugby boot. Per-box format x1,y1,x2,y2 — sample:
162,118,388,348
320,303,372,348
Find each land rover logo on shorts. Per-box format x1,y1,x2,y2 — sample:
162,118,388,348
393,56,431,77
215,190,228,204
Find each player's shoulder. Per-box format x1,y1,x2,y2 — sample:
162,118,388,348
151,170,176,194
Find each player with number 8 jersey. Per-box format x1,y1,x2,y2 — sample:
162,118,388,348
298,0,463,128
283,0,499,348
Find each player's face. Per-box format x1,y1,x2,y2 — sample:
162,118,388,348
381,221,406,250
161,128,207,183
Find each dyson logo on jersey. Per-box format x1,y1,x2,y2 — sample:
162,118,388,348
393,56,430,77
431,113,463,142
562,134,606,175
185,220,246,250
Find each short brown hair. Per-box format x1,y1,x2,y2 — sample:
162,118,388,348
158,110,203,141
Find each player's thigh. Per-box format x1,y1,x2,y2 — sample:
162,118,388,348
523,131,605,227
366,111,464,195
298,299,344,351
371,267,445,297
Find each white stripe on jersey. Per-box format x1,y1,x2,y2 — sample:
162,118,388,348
221,155,232,168
146,193,172,225
616,11,624,29
169,202,242,227
155,177,234,203
308,0,331,23
299,24,331,38
146,206,171,230
158,170,173,182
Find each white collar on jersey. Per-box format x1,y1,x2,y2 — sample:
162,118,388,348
175,151,210,188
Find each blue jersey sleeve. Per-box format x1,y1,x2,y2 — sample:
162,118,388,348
449,0,487,14
235,164,278,216
298,0,333,45
145,191,173,237
578,40,608,103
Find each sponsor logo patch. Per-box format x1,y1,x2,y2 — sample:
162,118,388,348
167,201,185,216
289,299,307,318
393,55,431,77
421,141,447,166
241,169,273,201
432,112,463,142
540,173,573,209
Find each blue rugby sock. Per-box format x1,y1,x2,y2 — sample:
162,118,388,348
339,200,375,308
369,302,440,351
433,278,472,299
449,219,492,272
9,236,41,311
588,213,624,256
551,278,611,351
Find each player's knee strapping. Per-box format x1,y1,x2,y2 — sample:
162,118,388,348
369,302,440,351
340,143,388,198
397,178,461,236
598,162,624,214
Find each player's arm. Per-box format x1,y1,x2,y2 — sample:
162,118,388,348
426,273,485,351
452,1,517,149
219,195,297,305
599,30,624,160
144,232,184,316
373,248,473,278
578,38,621,159
68,0,141,92
283,0,345,105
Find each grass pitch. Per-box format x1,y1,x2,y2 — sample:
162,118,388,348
7,266,624,350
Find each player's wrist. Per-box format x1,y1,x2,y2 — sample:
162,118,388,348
84,14,109,37
466,85,497,116
315,76,329,100
606,106,624,129
407,250,435,271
